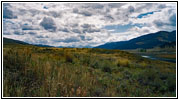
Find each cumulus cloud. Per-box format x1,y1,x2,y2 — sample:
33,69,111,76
40,17,57,32
78,10,92,16
3,2,176,47
3,3,17,19
169,13,176,26
28,31,37,35
81,24,101,33
22,23,39,30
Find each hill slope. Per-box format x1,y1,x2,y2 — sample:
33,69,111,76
3,37,53,47
95,30,176,50
3,37,29,45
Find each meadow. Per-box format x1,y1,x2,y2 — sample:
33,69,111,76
3,43,176,97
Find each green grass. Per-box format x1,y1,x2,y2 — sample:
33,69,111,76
3,44,176,97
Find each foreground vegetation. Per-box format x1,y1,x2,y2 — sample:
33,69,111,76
3,44,176,97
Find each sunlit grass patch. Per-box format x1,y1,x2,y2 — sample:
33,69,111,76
117,58,131,67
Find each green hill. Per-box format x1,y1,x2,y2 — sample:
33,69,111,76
3,37,30,45
95,30,176,50
3,38,176,97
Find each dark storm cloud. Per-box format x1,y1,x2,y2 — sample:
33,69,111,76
40,17,57,32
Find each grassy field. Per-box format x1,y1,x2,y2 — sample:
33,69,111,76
126,47,176,60
3,44,176,97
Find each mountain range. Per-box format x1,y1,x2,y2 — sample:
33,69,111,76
95,30,176,50
3,30,176,50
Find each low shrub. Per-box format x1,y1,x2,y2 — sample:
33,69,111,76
117,58,130,67
102,66,112,73
64,52,73,63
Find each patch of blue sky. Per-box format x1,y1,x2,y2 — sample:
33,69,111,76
104,23,144,33
137,10,161,18
43,6,48,9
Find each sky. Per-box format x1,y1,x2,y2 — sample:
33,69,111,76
3,2,176,48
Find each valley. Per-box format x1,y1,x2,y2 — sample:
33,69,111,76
2,2,177,98
3,38,176,97
125,48,176,63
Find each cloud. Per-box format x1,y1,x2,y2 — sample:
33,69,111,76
79,10,92,16
128,6,135,13
53,36,81,43
43,11,61,18
108,3,126,8
153,20,165,28
153,11,176,29
81,24,101,33
3,3,176,47
22,24,37,30
40,17,57,32
158,4,167,9
73,8,92,16
36,35,49,38
78,34,93,41
169,13,176,26
72,29,81,34
3,4,17,19
59,28,70,33
28,31,37,35
14,31,23,35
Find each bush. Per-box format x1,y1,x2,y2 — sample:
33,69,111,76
117,59,130,67
102,66,111,73
64,52,73,63
93,87,105,96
